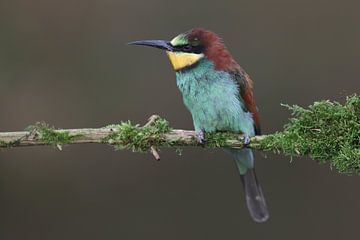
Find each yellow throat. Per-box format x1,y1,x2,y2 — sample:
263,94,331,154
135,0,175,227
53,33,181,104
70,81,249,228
166,51,204,71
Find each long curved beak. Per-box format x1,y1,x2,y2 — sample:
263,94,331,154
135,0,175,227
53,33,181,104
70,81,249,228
128,40,174,51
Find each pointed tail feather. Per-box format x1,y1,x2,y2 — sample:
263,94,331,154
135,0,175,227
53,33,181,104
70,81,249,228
227,148,269,223
240,168,269,223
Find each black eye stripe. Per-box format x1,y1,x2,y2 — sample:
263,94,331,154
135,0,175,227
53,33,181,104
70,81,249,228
182,45,192,51
173,44,203,54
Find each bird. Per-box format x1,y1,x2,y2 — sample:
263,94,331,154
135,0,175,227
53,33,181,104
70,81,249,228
128,28,269,223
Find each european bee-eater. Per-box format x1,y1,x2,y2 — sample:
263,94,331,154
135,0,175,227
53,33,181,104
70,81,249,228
129,28,269,223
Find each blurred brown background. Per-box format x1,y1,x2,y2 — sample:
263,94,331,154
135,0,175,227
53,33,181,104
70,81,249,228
0,0,359,239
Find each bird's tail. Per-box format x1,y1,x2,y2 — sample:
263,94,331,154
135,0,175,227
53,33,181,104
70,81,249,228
226,148,269,223
240,167,269,223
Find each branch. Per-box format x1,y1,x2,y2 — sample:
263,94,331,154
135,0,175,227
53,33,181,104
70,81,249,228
0,122,260,149
0,95,359,175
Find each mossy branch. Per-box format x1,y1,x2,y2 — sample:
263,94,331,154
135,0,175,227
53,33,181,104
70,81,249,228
0,96,359,175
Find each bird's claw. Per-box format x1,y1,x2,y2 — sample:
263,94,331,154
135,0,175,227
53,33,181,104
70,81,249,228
242,134,251,145
196,130,206,145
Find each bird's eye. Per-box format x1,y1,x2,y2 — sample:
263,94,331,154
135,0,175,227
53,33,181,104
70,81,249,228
182,45,192,52
191,39,200,47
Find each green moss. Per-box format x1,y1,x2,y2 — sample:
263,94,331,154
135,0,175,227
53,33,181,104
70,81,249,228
0,139,20,148
260,95,360,174
2,96,359,175
102,118,172,152
206,132,240,148
31,122,82,146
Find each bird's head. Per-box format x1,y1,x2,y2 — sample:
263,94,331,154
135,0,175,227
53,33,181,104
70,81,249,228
129,28,238,72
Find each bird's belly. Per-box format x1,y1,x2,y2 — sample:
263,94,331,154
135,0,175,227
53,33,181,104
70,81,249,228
183,91,254,135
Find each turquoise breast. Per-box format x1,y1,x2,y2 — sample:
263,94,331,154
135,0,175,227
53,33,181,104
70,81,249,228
175,59,255,136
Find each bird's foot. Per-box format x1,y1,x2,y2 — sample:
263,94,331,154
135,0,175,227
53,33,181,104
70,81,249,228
242,134,251,146
196,129,206,145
